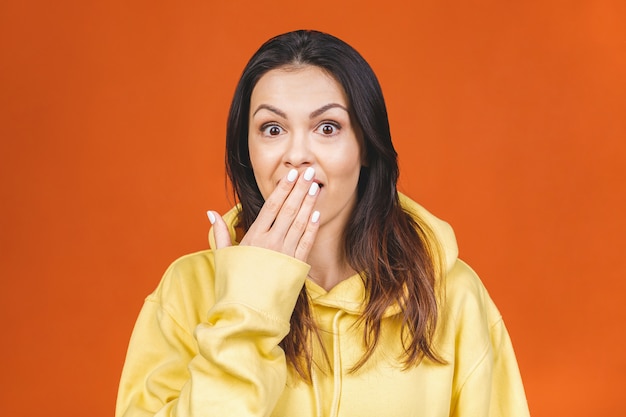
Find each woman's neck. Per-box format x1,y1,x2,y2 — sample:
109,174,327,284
306,226,357,291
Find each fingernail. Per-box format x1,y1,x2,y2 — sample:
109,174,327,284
207,210,216,224
308,182,319,196
287,169,298,182
311,211,320,223
304,167,315,181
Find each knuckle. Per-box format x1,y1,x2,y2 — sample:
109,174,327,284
264,198,282,213
291,218,307,233
281,204,298,218
298,237,313,252
279,178,294,190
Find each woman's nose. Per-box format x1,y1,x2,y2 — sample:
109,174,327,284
283,134,313,167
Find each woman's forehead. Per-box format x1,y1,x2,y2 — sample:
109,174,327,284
250,66,349,111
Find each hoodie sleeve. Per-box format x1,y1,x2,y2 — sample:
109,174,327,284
115,246,310,417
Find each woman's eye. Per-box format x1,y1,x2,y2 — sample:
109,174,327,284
317,123,340,136
261,125,284,136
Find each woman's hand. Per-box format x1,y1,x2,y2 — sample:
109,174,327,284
208,167,321,262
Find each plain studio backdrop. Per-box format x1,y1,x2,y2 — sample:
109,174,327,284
1,1,624,416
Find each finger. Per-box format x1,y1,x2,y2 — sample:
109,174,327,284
251,168,299,232
207,210,232,249
293,210,321,262
283,181,319,252
271,167,316,237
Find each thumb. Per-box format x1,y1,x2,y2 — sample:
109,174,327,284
207,210,232,249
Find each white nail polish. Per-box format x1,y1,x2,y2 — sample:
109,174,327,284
304,167,315,181
311,211,320,223
287,169,298,182
308,182,319,196
207,211,216,224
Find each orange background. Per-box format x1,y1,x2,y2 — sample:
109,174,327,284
1,1,624,416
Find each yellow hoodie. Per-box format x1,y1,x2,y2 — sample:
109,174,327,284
116,195,530,417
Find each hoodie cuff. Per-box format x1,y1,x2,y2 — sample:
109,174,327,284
213,246,310,322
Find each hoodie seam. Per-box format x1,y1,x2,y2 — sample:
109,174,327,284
212,301,292,326
450,340,490,416
450,316,503,415
145,296,193,338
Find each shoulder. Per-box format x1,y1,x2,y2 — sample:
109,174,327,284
432,259,506,375
144,250,217,329
151,250,216,297
440,261,530,415
440,259,503,335
444,260,488,302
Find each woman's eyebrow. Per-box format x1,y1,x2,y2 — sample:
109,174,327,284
252,103,348,119
252,104,287,118
309,103,348,119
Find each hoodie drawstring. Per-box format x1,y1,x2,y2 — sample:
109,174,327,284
329,311,344,417
312,367,322,417
311,310,344,417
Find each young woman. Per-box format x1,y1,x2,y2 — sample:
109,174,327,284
116,30,530,417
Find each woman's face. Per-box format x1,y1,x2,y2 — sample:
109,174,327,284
248,65,364,231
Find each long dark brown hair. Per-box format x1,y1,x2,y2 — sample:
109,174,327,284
225,30,444,380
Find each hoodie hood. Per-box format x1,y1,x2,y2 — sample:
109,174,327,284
397,193,459,273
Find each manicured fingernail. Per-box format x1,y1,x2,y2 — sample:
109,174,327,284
304,167,315,181
207,210,216,224
311,211,320,223
287,169,298,182
308,182,319,196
